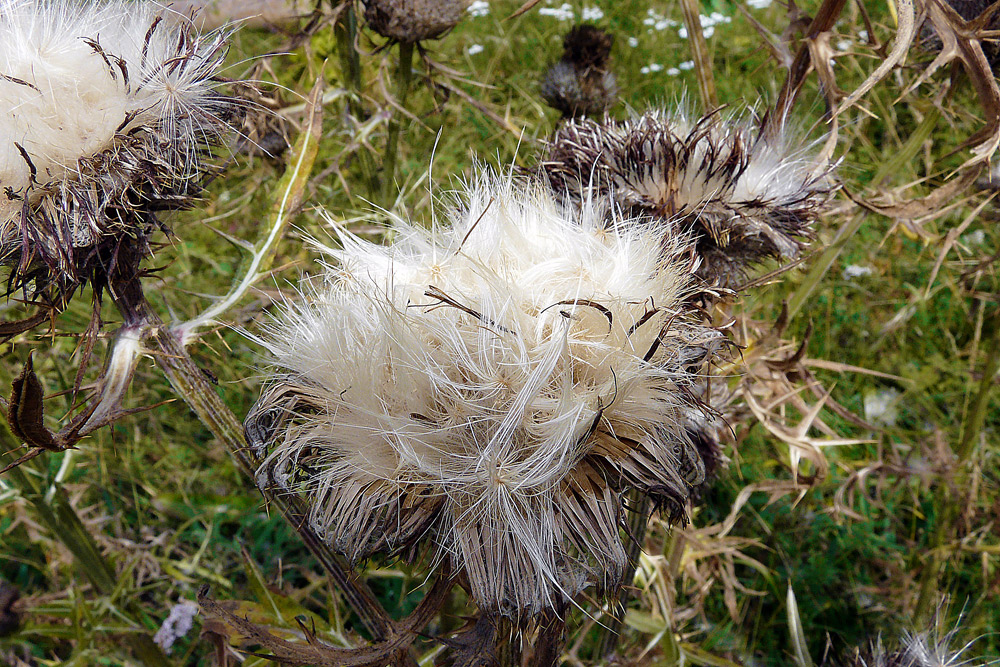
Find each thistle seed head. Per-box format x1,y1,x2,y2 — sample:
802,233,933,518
246,169,724,619
0,0,242,316
538,109,833,287
363,0,471,43
540,25,617,118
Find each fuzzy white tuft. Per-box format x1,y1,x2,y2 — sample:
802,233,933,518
0,0,238,289
247,170,724,618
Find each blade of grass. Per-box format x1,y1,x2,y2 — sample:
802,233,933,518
0,428,173,667
786,109,940,321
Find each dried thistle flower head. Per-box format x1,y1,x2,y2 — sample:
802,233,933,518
538,109,833,287
363,0,471,43
540,24,618,118
246,169,724,619
0,0,241,322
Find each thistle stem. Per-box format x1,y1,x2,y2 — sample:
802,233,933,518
144,307,398,643
382,40,416,207
333,3,379,198
594,491,651,660
0,429,172,667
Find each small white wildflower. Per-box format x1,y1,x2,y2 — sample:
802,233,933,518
859,29,869,41
641,62,664,74
466,43,484,55
678,26,688,38
628,36,639,47
842,264,873,279
581,6,604,20
962,229,986,245
864,388,900,427
467,0,490,17
666,67,680,76
679,60,694,70
247,169,723,619
747,0,772,8
154,601,198,654
837,38,852,51
703,25,714,38
538,3,574,20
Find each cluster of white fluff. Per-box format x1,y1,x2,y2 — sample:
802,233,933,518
0,0,236,287
852,628,984,667
247,170,722,617
539,109,832,286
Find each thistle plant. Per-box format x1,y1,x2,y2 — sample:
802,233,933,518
362,0,471,44
540,24,618,119
0,0,242,332
538,109,833,287
245,170,724,651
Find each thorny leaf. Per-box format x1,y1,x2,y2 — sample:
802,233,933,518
833,0,917,118
923,0,1000,163
199,573,452,666
7,353,59,450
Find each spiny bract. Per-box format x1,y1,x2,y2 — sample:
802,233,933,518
538,108,833,287
0,0,240,316
246,170,724,619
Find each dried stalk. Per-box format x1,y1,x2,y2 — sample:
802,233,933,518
679,0,717,110
146,305,399,643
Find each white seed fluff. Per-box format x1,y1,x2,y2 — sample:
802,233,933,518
248,170,723,618
0,0,233,236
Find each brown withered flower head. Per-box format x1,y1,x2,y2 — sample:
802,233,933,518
540,24,618,118
363,0,471,43
0,0,244,333
538,108,833,287
245,169,725,621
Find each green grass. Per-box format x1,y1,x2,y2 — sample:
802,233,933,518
2,0,999,665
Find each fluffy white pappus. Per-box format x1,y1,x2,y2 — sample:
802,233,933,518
246,170,724,619
0,0,239,290
851,627,986,667
539,107,834,287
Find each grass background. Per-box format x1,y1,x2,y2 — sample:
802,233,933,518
1,0,998,664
